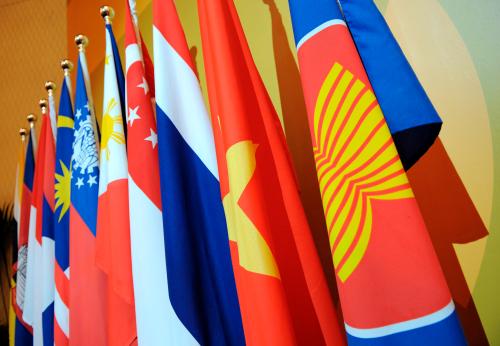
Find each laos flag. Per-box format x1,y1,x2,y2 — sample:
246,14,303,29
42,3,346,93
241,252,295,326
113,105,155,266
287,1,467,345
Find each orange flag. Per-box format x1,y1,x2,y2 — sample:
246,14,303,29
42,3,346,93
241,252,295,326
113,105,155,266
197,0,345,344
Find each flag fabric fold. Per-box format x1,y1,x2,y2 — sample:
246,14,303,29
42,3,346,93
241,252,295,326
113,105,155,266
23,101,56,346
14,128,35,346
198,0,345,344
153,0,245,344
54,75,74,346
337,0,442,169
287,1,466,344
95,21,137,346
126,1,185,344
69,54,107,346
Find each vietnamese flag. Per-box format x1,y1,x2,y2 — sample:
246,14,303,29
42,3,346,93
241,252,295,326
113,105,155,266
198,0,345,344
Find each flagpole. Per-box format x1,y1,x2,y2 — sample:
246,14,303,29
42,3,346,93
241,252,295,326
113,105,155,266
75,34,100,152
26,113,37,158
45,81,57,142
61,59,74,105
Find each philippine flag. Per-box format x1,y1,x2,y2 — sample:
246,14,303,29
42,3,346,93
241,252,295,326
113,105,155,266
153,0,245,344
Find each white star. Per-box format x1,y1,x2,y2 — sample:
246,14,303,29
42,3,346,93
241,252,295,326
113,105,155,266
87,174,97,187
128,106,141,127
84,102,90,111
75,108,82,119
75,177,84,189
137,77,149,95
145,128,158,149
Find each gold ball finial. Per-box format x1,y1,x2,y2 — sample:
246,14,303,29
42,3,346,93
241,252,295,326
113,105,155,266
39,99,48,114
19,128,27,138
100,6,115,24
27,113,37,125
75,34,89,51
45,81,56,95
61,59,73,74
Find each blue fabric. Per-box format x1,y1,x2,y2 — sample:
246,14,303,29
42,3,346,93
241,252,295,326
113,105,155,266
347,311,466,346
15,317,33,346
338,0,442,168
106,24,126,137
23,134,35,191
288,0,343,45
156,105,245,345
54,78,74,270
70,57,100,235
42,197,54,239
42,302,54,346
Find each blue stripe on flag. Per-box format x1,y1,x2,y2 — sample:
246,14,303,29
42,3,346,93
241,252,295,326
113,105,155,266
42,197,54,239
156,105,245,345
23,135,35,191
106,24,126,131
42,302,54,345
288,0,343,45
15,317,33,346
347,311,466,346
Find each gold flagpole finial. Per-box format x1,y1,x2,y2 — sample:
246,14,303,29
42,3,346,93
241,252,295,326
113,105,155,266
19,127,27,140
75,34,89,52
61,59,73,76
27,113,37,128
39,99,48,114
45,81,56,96
100,6,115,24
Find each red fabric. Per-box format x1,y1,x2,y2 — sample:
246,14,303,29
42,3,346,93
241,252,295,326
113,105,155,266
198,0,345,344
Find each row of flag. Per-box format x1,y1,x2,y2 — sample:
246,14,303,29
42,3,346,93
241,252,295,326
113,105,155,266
10,0,468,345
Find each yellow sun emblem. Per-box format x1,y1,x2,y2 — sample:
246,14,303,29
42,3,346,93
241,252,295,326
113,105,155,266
101,98,125,160
55,160,71,222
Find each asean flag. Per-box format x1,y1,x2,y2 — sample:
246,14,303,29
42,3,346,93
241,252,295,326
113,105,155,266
95,22,137,346
287,1,466,344
198,0,345,344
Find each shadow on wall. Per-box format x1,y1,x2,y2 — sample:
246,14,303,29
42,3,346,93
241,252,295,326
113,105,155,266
408,139,489,345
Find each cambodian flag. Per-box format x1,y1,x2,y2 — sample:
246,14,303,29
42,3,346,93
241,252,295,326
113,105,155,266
23,97,56,346
15,128,35,346
69,55,107,345
54,75,74,346
288,1,466,345
338,0,442,169
153,0,245,344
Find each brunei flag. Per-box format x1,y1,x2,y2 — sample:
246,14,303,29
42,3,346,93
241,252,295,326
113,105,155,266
287,1,466,345
69,55,107,346
153,0,244,343
14,128,35,346
338,0,442,169
198,0,345,344
53,74,74,346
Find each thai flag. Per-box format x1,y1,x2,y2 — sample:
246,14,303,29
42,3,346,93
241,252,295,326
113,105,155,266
23,97,56,345
287,1,466,345
53,75,74,345
95,20,137,346
153,0,245,344
69,55,107,345
15,128,35,346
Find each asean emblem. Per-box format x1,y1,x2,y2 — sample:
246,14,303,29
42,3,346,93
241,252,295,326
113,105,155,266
314,62,413,282
72,115,98,174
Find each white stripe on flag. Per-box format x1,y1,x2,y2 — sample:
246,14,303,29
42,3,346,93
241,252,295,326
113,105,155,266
129,176,198,345
153,26,219,179
54,288,69,337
